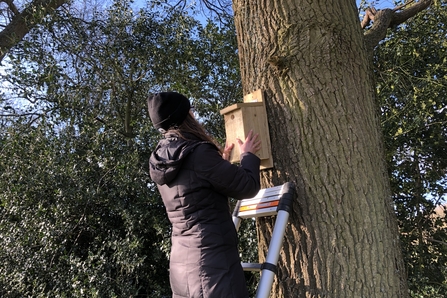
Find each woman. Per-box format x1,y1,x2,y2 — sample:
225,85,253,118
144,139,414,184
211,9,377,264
148,91,261,298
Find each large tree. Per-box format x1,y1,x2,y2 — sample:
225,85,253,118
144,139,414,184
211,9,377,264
230,0,432,297
1,0,444,296
375,2,447,295
0,1,243,296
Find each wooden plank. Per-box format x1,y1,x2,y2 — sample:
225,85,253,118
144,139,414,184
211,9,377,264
219,102,263,115
243,89,264,103
245,90,273,169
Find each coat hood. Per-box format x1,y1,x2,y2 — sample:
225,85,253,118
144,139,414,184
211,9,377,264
149,133,212,185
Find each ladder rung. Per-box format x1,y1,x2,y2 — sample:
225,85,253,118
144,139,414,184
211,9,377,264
237,192,282,218
250,185,284,199
238,207,277,218
241,262,262,272
239,199,279,212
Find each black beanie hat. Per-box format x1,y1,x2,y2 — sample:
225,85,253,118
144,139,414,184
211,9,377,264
147,92,191,133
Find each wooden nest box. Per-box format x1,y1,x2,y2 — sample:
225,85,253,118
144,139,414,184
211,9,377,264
219,89,273,169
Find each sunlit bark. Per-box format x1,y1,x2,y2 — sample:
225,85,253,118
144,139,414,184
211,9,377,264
232,0,411,296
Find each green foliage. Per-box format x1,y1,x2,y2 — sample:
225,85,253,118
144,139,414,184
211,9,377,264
0,119,170,297
0,0,243,296
374,1,447,296
2,0,445,296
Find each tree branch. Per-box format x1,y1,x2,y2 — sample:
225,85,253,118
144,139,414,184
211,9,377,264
362,0,432,53
2,0,20,16
360,7,377,29
0,111,44,117
0,0,68,63
426,237,447,246
391,0,432,27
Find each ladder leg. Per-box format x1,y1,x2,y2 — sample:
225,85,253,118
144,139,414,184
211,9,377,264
255,210,290,298
232,200,243,231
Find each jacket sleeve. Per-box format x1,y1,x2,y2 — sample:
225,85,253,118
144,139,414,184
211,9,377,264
193,143,261,199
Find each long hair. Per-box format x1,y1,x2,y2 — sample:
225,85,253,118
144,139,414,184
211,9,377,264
167,112,223,153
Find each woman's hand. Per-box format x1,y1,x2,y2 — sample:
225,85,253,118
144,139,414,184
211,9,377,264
222,142,234,161
237,130,262,155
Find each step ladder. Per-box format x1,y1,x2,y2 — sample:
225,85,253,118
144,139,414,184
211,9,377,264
232,182,295,298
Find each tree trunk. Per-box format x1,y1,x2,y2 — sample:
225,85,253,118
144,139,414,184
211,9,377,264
232,0,408,297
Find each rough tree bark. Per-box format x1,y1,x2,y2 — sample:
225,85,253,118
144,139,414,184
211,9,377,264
231,0,431,297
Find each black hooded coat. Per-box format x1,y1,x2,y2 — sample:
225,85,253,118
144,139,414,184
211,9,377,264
149,133,261,298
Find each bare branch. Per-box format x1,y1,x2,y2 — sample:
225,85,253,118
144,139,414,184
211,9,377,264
393,0,415,12
2,0,20,16
0,0,69,63
426,237,447,246
200,0,233,23
363,0,433,53
391,0,432,27
0,112,44,117
360,7,377,29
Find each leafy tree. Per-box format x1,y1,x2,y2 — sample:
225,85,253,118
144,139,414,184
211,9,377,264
0,1,244,296
0,117,171,297
375,2,447,296
2,0,445,297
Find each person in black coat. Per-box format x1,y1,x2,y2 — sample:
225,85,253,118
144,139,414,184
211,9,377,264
148,91,261,298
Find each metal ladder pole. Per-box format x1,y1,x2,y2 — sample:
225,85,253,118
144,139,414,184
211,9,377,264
232,182,295,298
255,209,290,298
232,199,243,231
255,182,294,298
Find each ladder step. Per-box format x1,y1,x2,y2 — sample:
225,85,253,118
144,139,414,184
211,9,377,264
241,262,262,272
233,183,295,298
237,190,282,218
